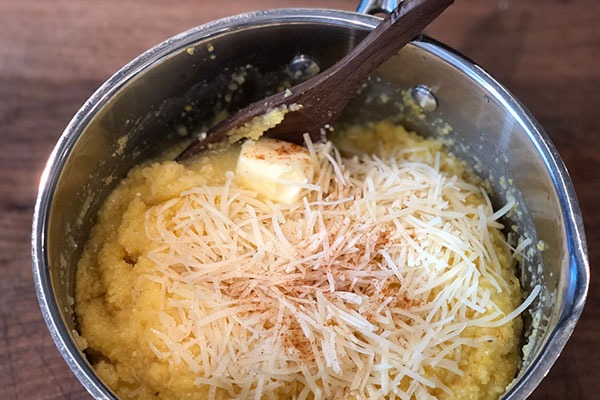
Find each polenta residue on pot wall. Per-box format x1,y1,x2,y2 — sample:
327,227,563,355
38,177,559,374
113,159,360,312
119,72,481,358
75,121,535,400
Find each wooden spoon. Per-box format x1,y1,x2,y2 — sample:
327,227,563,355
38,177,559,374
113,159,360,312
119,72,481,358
176,0,453,161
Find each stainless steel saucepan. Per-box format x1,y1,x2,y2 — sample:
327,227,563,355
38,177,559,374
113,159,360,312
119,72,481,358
32,1,589,398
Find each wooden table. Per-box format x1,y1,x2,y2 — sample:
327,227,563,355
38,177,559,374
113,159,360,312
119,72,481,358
1,0,598,398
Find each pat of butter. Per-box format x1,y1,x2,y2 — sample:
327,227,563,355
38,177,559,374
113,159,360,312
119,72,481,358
236,138,313,204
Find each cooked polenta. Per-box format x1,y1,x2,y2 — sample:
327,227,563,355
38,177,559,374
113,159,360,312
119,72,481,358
76,121,527,399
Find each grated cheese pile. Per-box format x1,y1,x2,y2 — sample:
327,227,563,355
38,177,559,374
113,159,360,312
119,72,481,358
132,128,538,399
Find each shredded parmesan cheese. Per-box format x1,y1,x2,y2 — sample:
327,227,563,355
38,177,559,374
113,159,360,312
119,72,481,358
133,131,532,399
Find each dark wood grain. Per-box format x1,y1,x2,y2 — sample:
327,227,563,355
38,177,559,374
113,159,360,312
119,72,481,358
1,0,598,399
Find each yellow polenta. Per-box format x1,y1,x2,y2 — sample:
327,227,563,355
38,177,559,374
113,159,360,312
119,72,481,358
75,121,523,400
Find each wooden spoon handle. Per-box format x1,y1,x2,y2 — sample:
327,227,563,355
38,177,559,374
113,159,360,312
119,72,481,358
327,0,454,89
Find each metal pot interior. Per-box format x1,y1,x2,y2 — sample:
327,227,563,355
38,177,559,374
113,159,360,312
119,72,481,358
34,9,588,400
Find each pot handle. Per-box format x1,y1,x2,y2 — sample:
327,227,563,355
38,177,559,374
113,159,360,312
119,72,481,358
356,0,401,15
